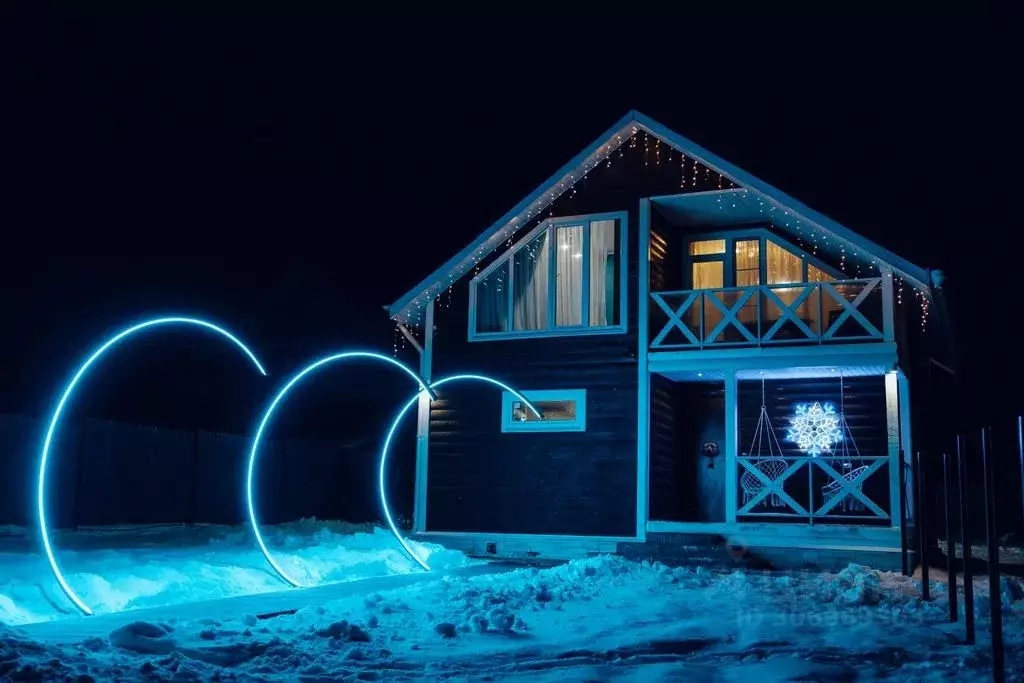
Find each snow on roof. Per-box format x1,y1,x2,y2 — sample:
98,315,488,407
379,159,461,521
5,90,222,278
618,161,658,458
389,110,931,323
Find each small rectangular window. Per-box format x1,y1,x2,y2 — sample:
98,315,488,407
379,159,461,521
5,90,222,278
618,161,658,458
689,239,726,256
501,389,587,433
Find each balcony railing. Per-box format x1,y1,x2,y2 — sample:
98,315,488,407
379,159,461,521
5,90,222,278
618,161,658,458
650,278,889,350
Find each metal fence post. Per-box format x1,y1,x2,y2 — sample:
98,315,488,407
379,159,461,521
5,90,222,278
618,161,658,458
957,435,975,644
982,427,1004,682
899,450,909,576
943,452,958,622
915,450,930,601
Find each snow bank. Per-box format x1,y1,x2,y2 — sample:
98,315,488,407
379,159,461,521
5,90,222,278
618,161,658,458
1,556,1021,680
0,519,471,625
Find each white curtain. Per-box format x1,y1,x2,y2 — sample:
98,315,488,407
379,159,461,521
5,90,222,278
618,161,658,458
476,264,508,333
588,220,616,326
556,225,584,326
513,230,549,330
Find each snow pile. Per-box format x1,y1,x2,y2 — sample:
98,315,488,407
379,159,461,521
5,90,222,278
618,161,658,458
0,520,471,625
0,557,1021,680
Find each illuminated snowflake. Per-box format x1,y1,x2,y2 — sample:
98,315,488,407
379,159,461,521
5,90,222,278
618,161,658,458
787,402,842,456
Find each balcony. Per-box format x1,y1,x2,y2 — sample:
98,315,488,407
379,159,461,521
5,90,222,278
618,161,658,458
649,278,891,351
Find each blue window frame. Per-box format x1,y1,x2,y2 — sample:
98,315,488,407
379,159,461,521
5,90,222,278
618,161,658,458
501,389,587,433
468,211,628,341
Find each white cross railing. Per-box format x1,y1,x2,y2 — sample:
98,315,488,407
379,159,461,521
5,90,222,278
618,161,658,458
650,278,886,350
736,454,891,522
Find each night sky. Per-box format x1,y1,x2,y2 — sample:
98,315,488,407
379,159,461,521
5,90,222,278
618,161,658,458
3,11,1016,436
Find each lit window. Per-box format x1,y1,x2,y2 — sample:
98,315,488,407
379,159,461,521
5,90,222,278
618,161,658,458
766,240,804,284
807,264,832,282
734,239,761,287
689,239,726,256
470,213,626,340
501,389,587,432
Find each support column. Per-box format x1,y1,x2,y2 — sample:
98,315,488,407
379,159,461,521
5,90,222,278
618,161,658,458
413,300,434,534
725,367,738,523
897,369,914,525
635,199,651,540
885,370,901,528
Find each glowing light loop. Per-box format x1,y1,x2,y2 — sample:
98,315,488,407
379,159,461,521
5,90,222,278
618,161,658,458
378,374,541,571
38,316,267,616
246,351,434,588
786,402,842,456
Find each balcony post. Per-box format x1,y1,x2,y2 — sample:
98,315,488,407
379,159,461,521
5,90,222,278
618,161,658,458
881,266,895,342
725,367,738,523
636,199,651,539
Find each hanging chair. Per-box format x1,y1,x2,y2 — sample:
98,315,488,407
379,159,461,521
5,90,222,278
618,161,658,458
740,378,788,508
820,375,869,513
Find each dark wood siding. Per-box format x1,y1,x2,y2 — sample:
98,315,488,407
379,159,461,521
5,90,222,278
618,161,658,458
419,138,734,537
426,212,640,537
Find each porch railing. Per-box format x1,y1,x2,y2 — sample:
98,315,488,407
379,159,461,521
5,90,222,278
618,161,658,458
737,453,891,522
649,278,889,350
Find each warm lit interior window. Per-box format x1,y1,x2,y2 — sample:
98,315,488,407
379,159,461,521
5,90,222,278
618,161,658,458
807,264,832,282
734,240,761,286
766,240,804,284
689,239,726,256
512,398,577,423
692,261,724,289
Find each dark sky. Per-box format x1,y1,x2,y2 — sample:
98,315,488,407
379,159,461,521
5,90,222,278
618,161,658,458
2,10,1017,432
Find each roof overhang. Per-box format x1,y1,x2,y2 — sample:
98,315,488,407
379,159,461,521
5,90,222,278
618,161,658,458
389,111,932,323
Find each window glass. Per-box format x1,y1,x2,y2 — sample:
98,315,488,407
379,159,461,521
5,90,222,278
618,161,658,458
689,239,726,256
475,264,508,333
692,261,724,289
503,389,587,432
512,398,577,423
512,230,550,330
589,219,617,326
734,239,760,287
555,225,584,327
766,240,803,284
807,264,832,282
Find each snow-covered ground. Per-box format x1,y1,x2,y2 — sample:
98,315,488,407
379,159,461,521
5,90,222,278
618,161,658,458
1,522,1022,681
0,520,471,626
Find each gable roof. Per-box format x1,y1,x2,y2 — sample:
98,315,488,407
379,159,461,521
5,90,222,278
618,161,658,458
389,110,931,323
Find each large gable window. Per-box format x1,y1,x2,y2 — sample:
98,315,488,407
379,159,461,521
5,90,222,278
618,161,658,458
470,212,627,340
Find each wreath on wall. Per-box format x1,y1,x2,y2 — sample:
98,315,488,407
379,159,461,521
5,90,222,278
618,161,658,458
702,440,721,469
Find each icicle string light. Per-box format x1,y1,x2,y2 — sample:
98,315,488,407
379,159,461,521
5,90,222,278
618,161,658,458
393,124,933,332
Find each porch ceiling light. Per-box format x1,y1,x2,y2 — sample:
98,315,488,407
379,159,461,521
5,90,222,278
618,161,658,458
38,316,267,616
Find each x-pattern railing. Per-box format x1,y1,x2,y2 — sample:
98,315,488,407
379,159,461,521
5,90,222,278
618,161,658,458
736,454,890,521
650,278,884,350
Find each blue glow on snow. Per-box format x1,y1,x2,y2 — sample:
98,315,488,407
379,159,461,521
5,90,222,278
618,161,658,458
246,351,433,588
786,401,842,456
378,374,540,571
38,316,267,616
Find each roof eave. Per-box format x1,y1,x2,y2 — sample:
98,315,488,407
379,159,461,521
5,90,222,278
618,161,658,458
388,110,641,320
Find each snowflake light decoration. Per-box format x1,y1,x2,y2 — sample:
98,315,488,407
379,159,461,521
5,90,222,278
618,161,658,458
787,402,842,456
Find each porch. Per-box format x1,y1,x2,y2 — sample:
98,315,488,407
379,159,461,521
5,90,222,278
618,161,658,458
640,345,912,558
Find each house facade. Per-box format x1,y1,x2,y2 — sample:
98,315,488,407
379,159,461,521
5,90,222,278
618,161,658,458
387,111,944,570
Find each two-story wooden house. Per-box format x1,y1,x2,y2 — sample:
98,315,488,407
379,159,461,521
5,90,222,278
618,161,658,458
387,111,944,570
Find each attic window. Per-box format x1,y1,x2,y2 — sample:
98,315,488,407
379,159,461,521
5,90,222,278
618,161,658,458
469,212,628,341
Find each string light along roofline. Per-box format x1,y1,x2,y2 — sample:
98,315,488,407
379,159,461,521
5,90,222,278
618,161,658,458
388,112,934,326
